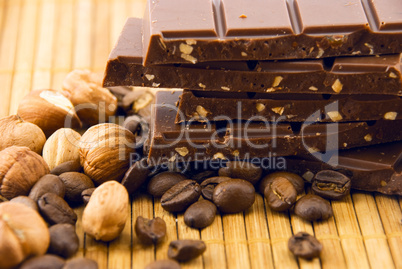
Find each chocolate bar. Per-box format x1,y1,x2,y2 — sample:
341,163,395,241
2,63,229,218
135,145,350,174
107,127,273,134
175,90,402,123
145,90,402,162
284,142,402,195
142,0,402,65
104,18,402,95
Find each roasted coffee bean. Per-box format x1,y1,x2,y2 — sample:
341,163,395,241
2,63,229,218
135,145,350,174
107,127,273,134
259,172,304,194
161,180,201,212
48,224,79,258
184,200,217,229
145,259,180,269
10,196,38,211
63,257,98,269
168,240,206,261
81,188,96,204
288,232,322,259
312,170,351,200
121,158,151,195
38,193,77,225
59,172,94,204
213,178,255,214
29,174,66,201
218,161,262,185
200,176,231,201
20,254,65,269
50,160,82,176
147,172,187,197
294,194,333,221
264,177,297,212
135,216,166,245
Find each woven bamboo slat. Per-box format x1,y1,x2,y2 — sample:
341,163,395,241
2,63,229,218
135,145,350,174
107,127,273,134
1,0,401,268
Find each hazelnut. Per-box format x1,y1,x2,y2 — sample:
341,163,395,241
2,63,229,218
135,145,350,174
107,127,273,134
0,202,50,269
61,69,117,125
79,123,136,184
0,115,46,154
0,146,49,199
17,89,82,137
82,181,129,241
42,128,82,170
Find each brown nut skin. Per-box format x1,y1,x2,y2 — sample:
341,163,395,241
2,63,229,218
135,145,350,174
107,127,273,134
28,174,66,202
63,257,98,269
59,172,94,204
79,123,136,184
48,224,79,258
212,178,255,214
264,177,297,212
168,240,206,262
42,128,82,170
259,172,305,194
9,196,38,212
0,202,50,269
147,171,187,197
82,181,129,242
61,69,118,126
294,194,333,222
135,216,166,245
288,232,322,259
0,146,50,200
0,115,46,154
218,161,262,185
17,89,82,137
19,254,65,269
184,199,217,229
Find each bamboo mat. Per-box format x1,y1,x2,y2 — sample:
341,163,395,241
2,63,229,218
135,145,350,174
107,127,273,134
0,1,401,268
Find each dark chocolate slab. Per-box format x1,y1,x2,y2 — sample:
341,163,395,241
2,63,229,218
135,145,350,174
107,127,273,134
175,90,402,123
142,0,402,65
145,90,402,162
285,141,402,195
104,18,402,95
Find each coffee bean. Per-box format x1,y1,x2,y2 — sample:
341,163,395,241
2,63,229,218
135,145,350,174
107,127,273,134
63,257,98,269
29,174,66,201
259,172,304,194
218,161,262,185
38,193,77,225
81,188,96,204
184,200,217,229
213,178,255,214
168,240,206,261
48,223,79,258
145,259,180,269
264,177,297,212
135,216,166,245
147,172,187,197
50,160,82,176
20,254,65,269
161,180,201,212
294,194,333,221
9,196,38,211
123,115,148,135
121,158,150,195
288,232,322,259
59,172,94,204
200,176,231,201
312,170,351,200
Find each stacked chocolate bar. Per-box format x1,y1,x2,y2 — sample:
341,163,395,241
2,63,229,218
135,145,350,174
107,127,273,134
104,0,402,194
